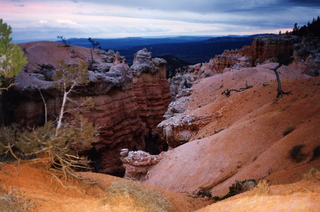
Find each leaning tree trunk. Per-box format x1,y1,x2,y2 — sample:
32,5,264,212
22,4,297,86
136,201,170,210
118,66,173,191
55,81,76,136
56,88,67,136
273,64,291,98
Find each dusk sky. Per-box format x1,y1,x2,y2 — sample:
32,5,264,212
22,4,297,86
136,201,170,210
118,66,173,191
1,0,320,41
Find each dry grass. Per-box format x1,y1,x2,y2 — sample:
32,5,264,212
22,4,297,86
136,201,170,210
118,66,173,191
253,180,272,196
102,180,175,212
0,187,34,212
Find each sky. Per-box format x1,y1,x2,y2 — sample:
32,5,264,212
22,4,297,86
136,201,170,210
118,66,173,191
1,0,320,41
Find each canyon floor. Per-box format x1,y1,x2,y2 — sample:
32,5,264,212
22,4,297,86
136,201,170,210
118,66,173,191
1,63,320,211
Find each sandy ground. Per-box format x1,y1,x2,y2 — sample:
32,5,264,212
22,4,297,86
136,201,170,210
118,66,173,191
0,162,211,211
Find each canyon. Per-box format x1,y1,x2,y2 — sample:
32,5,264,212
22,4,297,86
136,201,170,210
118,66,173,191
4,42,171,175
1,34,320,211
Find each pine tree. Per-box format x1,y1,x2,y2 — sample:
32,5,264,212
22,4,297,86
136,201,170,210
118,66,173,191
0,19,27,89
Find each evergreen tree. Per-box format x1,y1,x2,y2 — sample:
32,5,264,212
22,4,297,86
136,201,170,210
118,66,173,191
88,37,100,49
0,19,27,89
292,16,320,37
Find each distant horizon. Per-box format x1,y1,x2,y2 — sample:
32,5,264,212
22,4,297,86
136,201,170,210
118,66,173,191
13,33,275,44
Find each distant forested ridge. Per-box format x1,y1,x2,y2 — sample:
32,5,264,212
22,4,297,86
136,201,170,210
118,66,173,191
291,16,320,37
60,35,266,64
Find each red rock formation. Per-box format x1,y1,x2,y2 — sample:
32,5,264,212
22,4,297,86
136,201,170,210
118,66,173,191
158,63,310,148
143,67,318,198
251,35,299,65
142,35,319,198
197,35,299,75
130,49,171,152
131,49,171,134
203,50,252,73
120,148,164,180
166,35,304,127
4,41,171,175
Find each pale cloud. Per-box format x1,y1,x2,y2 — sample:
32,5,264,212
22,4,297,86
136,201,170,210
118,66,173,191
56,19,78,25
1,0,320,41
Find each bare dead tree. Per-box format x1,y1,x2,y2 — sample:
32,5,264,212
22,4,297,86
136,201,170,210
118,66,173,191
272,64,292,98
88,37,100,69
57,36,70,47
272,52,294,98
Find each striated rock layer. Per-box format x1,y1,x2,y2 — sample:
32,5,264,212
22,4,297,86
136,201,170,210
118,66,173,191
131,49,171,132
3,41,171,175
130,49,171,153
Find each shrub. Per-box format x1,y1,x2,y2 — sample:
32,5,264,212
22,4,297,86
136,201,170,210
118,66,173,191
289,144,306,163
254,180,272,196
103,180,174,212
220,179,257,200
0,188,34,212
0,116,98,175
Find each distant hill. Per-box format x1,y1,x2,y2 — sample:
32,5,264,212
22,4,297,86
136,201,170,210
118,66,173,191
119,35,261,64
64,36,213,50
58,35,268,65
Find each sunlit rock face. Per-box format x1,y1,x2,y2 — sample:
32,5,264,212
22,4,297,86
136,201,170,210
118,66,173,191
3,42,171,175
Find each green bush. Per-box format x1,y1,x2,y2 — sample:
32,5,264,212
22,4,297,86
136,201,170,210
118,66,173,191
0,19,27,89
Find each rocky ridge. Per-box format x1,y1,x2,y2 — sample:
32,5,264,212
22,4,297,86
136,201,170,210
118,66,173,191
121,34,320,201
4,41,171,175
